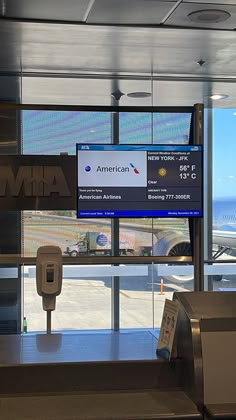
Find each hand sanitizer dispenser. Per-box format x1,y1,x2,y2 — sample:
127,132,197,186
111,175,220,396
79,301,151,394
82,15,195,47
36,246,62,317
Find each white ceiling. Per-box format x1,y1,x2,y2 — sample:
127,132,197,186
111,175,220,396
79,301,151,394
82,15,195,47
1,0,236,107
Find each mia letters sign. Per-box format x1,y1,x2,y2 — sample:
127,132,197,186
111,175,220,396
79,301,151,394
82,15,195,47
0,155,76,210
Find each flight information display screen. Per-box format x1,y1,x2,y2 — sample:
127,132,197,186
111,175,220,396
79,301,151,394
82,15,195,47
76,144,203,218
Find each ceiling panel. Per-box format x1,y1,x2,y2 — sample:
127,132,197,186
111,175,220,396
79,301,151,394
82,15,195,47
21,76,236,108
0,20,236,82
22,77,113,106
0,21,232,76
1,0,92,22
87,0,175,25
152,80,236,108
22,77,155,106
166,2,236,29
0,8,235,108
16,23,236,77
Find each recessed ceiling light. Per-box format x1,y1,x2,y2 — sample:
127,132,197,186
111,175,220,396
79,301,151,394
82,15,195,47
188,9,231,24
209,94,229,100
127,92,151,98
233,112,236,116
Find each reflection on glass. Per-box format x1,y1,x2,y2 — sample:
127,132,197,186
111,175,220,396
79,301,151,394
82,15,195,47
119,113,152,144
22,211,112,257
119,112,191,144
119,219,153,256
22,111,112,154
24,214,189,258
153,113,191,144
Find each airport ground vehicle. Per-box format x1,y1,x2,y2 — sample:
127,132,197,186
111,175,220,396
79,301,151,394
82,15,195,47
65,231,134,257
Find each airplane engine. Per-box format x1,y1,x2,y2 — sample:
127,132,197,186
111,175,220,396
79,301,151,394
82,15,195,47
153,230,192,282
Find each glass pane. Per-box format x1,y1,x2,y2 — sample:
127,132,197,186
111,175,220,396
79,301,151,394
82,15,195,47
153,113,191,144
0,265,20,334
119,112,192,144
22,110,111,154
21,108,196,333
23,264,112,331
119,220,152,256
119,219,191,257
154,264,194,329
119,263,194,331
23,211,114,258
206,263,236,291
119,264,154,329
212,108,236,262
24,263,171,332
119,112,152,143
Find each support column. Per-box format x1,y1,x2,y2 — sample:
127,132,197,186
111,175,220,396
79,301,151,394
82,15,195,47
111,88,124,331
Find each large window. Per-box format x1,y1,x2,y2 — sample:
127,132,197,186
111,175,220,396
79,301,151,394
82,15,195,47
210,108,236,291
0,105,234,334
21,108,195,332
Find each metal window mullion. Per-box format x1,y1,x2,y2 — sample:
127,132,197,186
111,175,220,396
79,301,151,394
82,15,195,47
193,103,204,291
205,108,213,290
111,95,120,331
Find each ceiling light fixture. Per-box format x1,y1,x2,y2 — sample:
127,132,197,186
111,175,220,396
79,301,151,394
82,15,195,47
188,9,231,24
209,94,229,100
127,92,151,98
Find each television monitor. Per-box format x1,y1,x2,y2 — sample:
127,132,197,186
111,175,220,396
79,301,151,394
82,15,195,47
76,144,203,218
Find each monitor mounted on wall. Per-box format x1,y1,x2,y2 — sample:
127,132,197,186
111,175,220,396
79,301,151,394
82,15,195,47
76,144,203,218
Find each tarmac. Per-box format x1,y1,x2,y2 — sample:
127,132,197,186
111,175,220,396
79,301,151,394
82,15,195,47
23,276,173,333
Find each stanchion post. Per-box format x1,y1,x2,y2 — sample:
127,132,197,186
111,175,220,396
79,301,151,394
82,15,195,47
159,278,165,295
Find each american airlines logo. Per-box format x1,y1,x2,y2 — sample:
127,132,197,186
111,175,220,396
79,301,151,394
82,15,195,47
0,166,71,197
85,163,140,174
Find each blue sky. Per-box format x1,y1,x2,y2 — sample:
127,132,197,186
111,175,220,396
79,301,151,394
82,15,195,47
213,109,236,199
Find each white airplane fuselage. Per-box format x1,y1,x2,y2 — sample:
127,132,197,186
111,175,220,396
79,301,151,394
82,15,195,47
213,198,236,249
